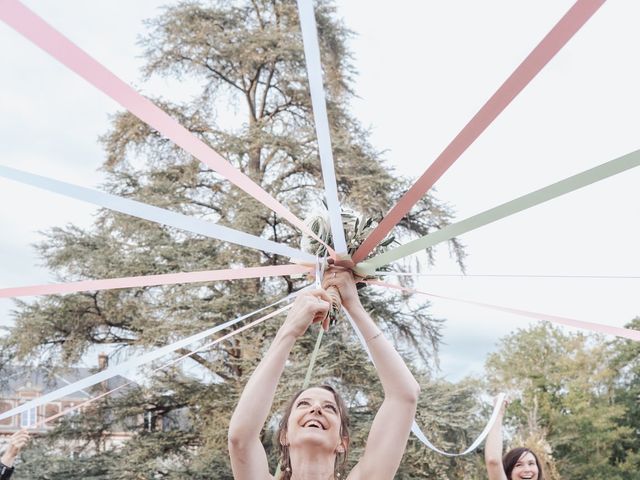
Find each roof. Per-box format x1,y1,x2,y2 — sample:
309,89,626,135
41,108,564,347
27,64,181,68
0,366,133,401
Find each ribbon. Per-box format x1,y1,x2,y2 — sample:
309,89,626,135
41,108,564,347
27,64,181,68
0,0,334,257
0,164,315,262
367,280,640,342
375,273,640,280
301,258,327,387
0,264,313,299
0,294,296,423
343,307,504,455
296,0,348,255
37,303,292,428
410,393,506,457
352,0,606,263
358,149,640,274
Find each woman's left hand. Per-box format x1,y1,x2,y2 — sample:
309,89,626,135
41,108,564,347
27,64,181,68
321,267,362,312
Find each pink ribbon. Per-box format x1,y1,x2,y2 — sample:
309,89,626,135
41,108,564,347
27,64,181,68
0,264,312,299
0,0,334,257
368,280,640,342
353,0,606,263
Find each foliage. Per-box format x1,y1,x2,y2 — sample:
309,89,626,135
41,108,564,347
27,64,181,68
609,317,640,476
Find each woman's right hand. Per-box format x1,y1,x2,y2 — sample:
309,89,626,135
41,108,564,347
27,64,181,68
280,289,332,338
494,395,509,416
1,429,29,466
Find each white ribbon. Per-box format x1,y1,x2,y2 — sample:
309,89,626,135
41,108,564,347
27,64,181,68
343,308,505,456
410,393,505,457
0,293,295,423
296,0,347,255
0,165,314,262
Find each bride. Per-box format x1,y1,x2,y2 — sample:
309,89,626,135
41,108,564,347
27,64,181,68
228,268,420,480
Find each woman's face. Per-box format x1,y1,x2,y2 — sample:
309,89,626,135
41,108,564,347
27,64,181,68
285,387,344,454
510,451,539,480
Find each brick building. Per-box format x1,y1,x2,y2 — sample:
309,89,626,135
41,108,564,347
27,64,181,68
0,353,135,453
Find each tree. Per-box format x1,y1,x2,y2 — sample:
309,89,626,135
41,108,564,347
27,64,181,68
610,317,640,476
485,323,636,479
1,1,468,478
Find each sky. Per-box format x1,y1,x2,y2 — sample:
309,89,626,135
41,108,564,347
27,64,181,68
0,0,639,381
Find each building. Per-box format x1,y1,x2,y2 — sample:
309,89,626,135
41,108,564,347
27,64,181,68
0,353,135,453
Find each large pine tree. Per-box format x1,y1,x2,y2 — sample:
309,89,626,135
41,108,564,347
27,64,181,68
1,1,477,478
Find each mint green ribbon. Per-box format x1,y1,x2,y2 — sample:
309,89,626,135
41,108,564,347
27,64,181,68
357,150,640,274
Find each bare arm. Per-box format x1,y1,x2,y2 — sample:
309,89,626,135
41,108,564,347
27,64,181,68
228,289,331,480
323,269,420,480
485,397,508,480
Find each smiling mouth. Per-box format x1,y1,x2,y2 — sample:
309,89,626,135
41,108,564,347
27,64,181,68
303,420,326,430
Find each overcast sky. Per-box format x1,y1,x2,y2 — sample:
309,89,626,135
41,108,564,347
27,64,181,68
1,1,639,381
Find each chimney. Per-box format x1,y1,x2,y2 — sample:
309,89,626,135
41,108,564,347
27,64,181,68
98,353,109,393
98,352,108,370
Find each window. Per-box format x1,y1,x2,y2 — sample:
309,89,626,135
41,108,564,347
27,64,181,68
144,410,155,432
20,407,37,428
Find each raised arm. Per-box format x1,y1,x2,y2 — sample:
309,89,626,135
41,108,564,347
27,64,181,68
485,397,508,480
0,429,29,478
228,289,331,480
323,268,420,480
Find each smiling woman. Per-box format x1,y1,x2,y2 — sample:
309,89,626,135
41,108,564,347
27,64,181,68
276,385,350,479
484,398,545,480
502,448,542,480
228,268,420,480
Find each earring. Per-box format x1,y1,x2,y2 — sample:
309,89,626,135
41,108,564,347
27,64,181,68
285,466,291,473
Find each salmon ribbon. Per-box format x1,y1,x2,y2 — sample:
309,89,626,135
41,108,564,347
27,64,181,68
352,0,606,264
0,264,313,299
0,0,334,257
367,280,640,342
